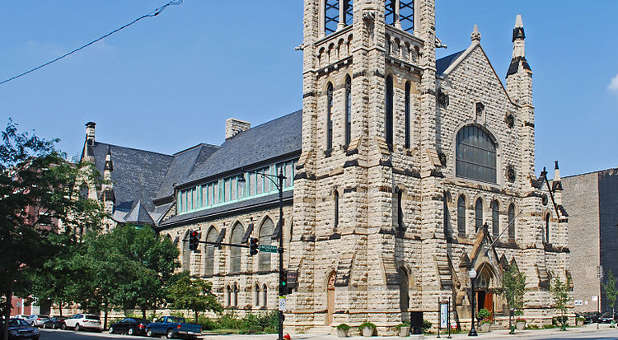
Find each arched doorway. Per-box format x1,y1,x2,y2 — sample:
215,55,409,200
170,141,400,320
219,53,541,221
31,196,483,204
474,264,496,319
399,267,410,322
326,272,336,325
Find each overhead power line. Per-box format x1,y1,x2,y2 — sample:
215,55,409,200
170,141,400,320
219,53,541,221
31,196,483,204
0,0,183,86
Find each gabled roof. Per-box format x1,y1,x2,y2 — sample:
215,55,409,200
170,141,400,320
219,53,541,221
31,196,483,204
155,143,219,200
90,142,173,212
436,50,466,76
123,200,155,225
184,110,302,184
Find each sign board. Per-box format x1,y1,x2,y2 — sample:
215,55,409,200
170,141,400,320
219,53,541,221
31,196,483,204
259,245,278,253
440,303,448,328
574,300,583,306
279,297,287,312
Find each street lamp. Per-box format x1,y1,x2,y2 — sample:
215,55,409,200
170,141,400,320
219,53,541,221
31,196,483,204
238,167,286,340
468,268,478,336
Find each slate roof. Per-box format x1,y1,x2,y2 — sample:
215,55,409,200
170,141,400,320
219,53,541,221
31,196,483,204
122,200,155,225
90,142,173,213
155,143,219,200
436,50,466,76
184,110,303,184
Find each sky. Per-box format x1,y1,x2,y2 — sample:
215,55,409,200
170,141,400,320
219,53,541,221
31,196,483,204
1,1,617,177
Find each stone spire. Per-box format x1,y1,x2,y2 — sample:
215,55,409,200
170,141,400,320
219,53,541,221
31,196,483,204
471,24,481,43
512,14,525,58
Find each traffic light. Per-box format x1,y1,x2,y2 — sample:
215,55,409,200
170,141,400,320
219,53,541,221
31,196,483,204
279,269,288,295
189,230,199,251
249,238,259,256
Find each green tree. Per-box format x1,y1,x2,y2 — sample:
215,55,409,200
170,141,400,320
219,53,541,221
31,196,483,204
501,263,526,333
550,274,571,331
167,271,223,322
109,225,179,318
0,120,104,340
604,270,617,323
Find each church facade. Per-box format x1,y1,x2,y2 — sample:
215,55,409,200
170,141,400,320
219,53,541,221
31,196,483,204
80,0,570,334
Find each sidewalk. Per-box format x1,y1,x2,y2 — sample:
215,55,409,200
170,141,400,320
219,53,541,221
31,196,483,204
200,323,616,339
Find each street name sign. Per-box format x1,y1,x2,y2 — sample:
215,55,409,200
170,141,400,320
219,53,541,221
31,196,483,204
259,245,278,253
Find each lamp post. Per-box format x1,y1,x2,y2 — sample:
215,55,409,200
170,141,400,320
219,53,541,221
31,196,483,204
468,269,478,336
239,167,286,340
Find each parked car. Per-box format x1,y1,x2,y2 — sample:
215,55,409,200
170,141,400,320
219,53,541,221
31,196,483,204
30,315,50,327
62,314,102,332
599,312,616,323
145,316,201,339
1,318,40,340
12,315,29,324
109,318,149,336
42,316,67,329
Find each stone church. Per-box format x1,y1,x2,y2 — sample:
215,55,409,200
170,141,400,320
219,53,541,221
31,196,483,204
79,0,570,334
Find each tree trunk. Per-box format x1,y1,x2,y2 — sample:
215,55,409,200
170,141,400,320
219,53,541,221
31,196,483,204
142,309,146,319
194,311,198,323
3,290,12,340
59,303,63,317
103,303,108,330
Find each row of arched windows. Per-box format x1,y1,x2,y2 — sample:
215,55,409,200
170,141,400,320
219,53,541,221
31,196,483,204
180,216,287,276
224,283,270,309
323,1,415,36
384,75,412,150
325,76,352,151
452,195,516,241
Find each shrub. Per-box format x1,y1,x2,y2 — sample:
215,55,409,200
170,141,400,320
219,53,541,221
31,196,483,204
477,308,491,321
526,324,539,330
197,315,217,331
217,312,245,330
337,323,351,331
359,322,376,330
422,319,432,332
395,321,410,331
543,324,556,329
552,316,568,327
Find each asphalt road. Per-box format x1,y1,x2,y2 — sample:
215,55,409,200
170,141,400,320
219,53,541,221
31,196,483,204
39,329,151,340
36,328,618,340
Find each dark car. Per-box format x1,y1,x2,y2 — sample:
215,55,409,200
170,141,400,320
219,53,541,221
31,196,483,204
109,318,149,336
599,312,616,323
1,318,40,340
42,316,67,329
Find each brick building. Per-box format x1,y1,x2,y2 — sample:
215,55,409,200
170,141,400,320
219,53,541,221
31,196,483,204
79,0,569,334
563,168,618,313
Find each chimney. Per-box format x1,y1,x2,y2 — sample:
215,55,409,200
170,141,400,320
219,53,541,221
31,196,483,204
85,122,96,146
225,118,251,140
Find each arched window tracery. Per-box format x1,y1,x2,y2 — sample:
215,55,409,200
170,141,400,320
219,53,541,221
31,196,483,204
475,198,483,232
456,125,497,183
404,81,411,149
204,227,217,276
491,200,499,238
508,204,516,241
385,75,394,149
385,0,414,33
345,75,352,145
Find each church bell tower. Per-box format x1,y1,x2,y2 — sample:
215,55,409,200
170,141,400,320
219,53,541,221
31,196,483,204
290,0,442,333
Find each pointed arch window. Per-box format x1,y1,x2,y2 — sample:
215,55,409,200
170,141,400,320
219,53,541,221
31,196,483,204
334,191,340,230
263,284,268,308
343,0,353,26
204,227,217,276
443,192,451,238
491,201,499,238
457,195,466,237
385,75,394,149
508,204,516,241
324,0,340,35
456,125,497,183
385,0,414,33
182,231,191,272
326,82,334,151
233,284,239,307
230,223,244,273
258,218,274,272
254,284,260,307
404,81,411,149
345,76,352,145
545,213,551,244
475,198,483,232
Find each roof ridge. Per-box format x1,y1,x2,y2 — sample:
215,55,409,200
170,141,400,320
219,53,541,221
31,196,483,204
173,143,219,156
96,142,173,158
230,109,302,139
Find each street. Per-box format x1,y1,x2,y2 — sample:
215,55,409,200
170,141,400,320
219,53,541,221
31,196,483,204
36,327,618,340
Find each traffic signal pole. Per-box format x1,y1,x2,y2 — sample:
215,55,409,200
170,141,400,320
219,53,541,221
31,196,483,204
277,167,285,340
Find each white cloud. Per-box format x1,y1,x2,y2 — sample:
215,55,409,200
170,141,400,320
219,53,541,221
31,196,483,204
609,74,618,93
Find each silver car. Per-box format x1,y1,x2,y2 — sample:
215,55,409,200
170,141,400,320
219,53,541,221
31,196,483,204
30,315,50,327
